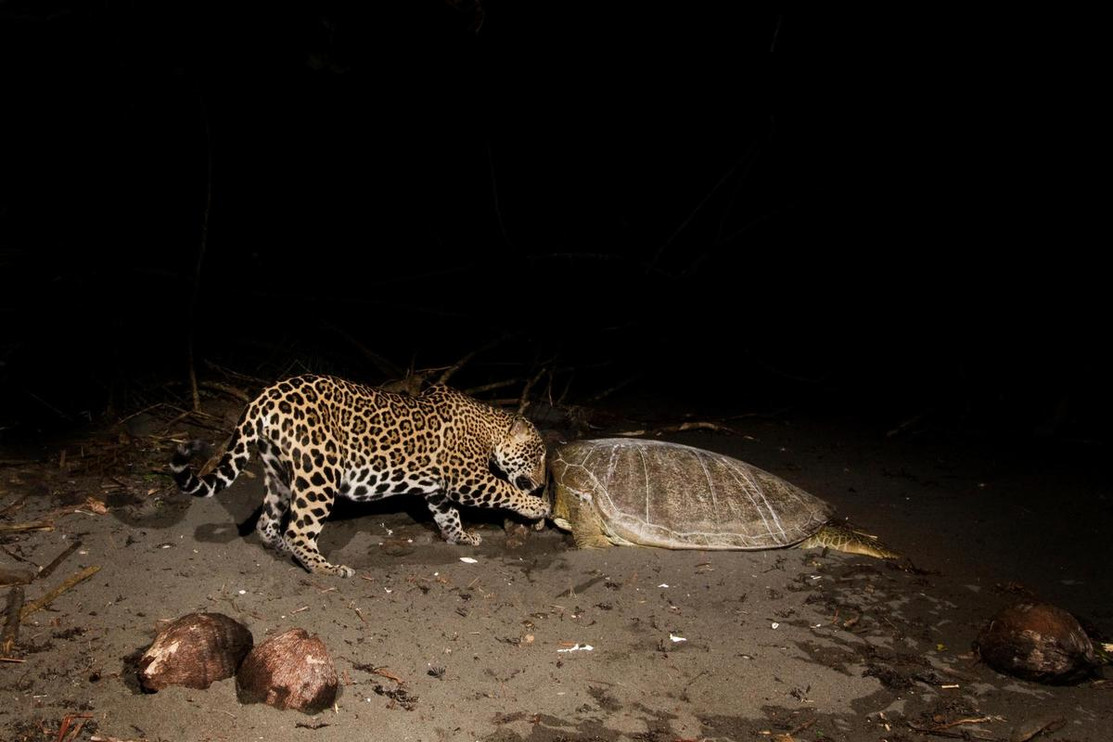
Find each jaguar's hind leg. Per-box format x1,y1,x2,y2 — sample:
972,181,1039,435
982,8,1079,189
426,494,482,546
283,465,354,578
256,444,291,552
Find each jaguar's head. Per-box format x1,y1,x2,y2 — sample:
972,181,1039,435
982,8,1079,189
491,417,548,493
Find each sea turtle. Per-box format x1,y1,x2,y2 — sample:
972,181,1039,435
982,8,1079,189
547,438,898,559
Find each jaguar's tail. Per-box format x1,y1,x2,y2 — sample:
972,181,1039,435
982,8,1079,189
170,412,257,498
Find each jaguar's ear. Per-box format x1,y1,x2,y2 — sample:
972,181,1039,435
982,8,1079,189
508,418,533,441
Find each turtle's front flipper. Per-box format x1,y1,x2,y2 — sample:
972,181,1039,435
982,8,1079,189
802,523,899,559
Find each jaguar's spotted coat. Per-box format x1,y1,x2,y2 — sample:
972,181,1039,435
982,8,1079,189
171,374,549,577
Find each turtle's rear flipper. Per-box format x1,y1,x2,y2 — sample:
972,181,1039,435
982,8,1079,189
802,523,899,560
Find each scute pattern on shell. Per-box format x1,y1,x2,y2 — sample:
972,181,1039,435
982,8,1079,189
550,438,833,549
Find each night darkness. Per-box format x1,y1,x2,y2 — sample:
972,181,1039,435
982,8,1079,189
0,3,1105,444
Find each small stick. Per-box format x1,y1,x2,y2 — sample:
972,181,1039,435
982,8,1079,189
20,565,101,621
436,335,512,386
517,368,549,415
36,540,83,582
56,712,94,742
0,521,54,533
372,667,406,685
615,421,739,437
0,494,29,517
199,381,250,403
2,586,24,653
462,379,524,396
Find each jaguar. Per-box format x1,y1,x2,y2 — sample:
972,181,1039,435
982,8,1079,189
170,374,550,577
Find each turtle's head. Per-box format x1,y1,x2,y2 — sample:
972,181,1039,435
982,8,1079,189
547,477,575,532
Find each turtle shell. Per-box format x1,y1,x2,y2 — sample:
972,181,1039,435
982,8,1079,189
550,438,833,549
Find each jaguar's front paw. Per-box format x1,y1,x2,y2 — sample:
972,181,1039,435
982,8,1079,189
312,561,355,578
446,530,483,546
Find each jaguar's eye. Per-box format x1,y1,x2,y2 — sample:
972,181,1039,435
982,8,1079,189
515,476,534,491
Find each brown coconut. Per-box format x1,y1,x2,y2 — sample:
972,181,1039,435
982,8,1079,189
974,602,1100,684
138,612,253,692
235,628,338,713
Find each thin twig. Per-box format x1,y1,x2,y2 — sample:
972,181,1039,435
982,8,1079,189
907,718,1002,740
435,335,513,386
0,494,29,517
517,368,549,416
588,375,638,403
36,540,83,582
198,381,250,403
615,421,739,437
463,379,524,396
2,585,24,653
0,521,54,533
323,324,406,379
20,565,101,620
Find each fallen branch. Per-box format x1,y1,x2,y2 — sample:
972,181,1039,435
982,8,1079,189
517,368,549,415
20,565,101,621
907,716,1003,740
36,540,83,582
55,712,94,742
2,585,24,654
0,521,54,533
463,379,524,396
928,715,1006,732
588,375,638,403
615,421,739,437
202,360,269,387
436,335,513,386
0,494,29,516
373,667,406,684
1009,718,1066,742
198,381,250,403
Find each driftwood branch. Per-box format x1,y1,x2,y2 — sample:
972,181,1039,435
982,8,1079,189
0,494,28,517
2,586,23,654
198,381,250,403
615,421,740,437
325,324,407,380
20,565,101,621
36,540,83,582
906,716,1005,740
463,379,524,396
588,376,639,403
201,360,269,387
0,521,54,533
435,334,514,386
517,368,549,415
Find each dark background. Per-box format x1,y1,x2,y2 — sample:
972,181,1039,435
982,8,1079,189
0,2,1104,443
